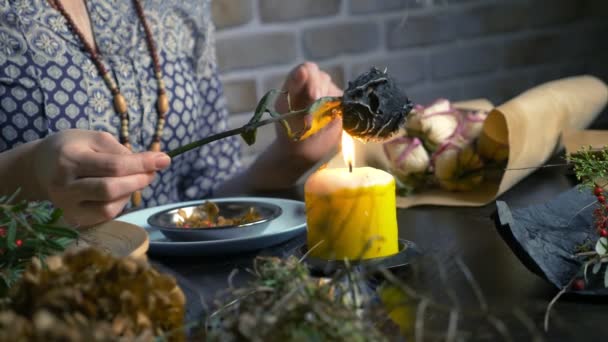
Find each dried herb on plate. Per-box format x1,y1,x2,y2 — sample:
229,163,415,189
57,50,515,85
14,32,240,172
176,201,262,228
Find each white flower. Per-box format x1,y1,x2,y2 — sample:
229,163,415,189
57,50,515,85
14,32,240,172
461,110,488,141
384,136,430,177
383,136,431,192
433,143,484,191
406,99,459,151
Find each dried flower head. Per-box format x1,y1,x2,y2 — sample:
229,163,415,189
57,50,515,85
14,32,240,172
1,247,185,342
433,143,484,191
342,67,413,142
406,99,459,151
384,137,431,193
461,109,488,141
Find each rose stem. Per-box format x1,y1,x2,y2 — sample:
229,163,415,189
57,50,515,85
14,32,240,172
167,108,309,158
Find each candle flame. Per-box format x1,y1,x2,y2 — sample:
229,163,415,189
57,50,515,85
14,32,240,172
342,131,355,171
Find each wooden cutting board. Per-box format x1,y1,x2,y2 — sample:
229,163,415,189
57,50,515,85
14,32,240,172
69,220,149,259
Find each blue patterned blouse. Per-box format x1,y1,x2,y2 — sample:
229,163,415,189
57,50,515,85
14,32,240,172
0,0,242,207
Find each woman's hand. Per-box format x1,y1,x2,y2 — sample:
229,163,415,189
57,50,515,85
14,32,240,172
274,62,343,165
29,129,170,226
217,62,344,196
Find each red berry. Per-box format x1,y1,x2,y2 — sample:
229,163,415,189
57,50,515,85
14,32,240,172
595,186,603,196
572,279,585,291
601,229,608,238
598,195,606,204
0,227,5,237
15,239,22,247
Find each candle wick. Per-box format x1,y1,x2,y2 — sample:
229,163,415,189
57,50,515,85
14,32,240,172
349,162,353,173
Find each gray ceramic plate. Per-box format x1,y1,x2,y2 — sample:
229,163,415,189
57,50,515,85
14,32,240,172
147,201,282,241
116,197,306,256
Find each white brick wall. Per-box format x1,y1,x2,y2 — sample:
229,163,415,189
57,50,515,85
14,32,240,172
212,0,608,163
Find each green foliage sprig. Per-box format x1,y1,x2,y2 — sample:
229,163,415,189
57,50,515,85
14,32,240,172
567,146,608,189
545,146,608,332
0,190,78,296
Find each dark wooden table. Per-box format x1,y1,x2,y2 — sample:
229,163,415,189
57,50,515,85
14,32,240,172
151,158,608,341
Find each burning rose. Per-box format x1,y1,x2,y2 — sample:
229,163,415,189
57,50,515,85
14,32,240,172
433,143,484,191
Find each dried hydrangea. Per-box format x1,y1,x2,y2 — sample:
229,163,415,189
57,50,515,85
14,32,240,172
0,247,185,342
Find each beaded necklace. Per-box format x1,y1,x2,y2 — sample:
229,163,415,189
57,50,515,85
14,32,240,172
49,0,169,206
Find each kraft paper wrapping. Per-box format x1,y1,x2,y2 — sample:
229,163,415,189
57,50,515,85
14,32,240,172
327,76,608,208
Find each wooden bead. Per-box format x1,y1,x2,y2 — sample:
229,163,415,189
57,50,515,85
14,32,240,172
114,93,128,114
131,190,142,207
157,92,169,115
149,141,161,152
56,0,168,160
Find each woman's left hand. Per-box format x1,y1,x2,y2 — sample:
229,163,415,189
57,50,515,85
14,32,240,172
274,62,343,165
217,62,343,196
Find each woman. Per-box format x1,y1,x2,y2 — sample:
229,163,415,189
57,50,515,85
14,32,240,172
0,0,342,226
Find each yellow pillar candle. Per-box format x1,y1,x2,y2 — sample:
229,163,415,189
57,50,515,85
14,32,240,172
304,166,399,260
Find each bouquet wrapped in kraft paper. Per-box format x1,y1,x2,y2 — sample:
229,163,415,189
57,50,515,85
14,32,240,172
327,75,608,208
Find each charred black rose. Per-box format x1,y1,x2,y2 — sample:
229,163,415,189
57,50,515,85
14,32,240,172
341,67,413,142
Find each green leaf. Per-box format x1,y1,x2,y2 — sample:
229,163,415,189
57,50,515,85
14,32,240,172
42,238,67,252
605,267,608,288
568,146,608,189
5,189,20,204
241,90,279,146
593,262,602,274
241,126,257,146
49,208,64,224
596,237,608,256
33,224,79,239
54,237,75,248
584,260,592,282
6,220,17,250
11,201,27,213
